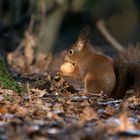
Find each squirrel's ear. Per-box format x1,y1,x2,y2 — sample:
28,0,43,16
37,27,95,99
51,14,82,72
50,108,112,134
76,26,90,51
78,26,90,40
77,40,85,51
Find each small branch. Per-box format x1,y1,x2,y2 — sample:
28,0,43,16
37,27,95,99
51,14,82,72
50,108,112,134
26,82,32,103
28,15,35,34
96,20,125,52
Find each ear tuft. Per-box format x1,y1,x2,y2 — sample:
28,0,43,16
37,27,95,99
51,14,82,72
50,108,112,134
78,26,91,41
76,26,91,51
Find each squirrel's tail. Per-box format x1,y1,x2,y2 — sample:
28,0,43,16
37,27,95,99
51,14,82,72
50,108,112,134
112,45,140,99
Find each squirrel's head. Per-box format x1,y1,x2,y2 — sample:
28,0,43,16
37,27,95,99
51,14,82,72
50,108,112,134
65,26,90,64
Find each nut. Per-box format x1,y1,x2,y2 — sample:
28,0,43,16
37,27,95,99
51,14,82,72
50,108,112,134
60,62,75,74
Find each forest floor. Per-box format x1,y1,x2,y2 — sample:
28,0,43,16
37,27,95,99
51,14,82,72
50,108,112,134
0,33,140,140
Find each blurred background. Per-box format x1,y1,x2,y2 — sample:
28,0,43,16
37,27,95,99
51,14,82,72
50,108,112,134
0,0,140,56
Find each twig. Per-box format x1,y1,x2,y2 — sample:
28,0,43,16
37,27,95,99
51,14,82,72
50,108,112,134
15,15,35,53
28,15,35,34
96,20,125,52
26,82,32,103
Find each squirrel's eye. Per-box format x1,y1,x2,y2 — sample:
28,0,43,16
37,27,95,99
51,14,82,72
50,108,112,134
68,49,74,55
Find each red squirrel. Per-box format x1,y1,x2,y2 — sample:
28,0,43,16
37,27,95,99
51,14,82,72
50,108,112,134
60,27,116,96
59,25,140,98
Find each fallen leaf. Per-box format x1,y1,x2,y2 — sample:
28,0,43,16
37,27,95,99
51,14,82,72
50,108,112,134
0,107,8,114
80,106,99,121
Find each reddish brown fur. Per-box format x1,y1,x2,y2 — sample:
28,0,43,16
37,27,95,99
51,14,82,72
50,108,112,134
64,39,116,95
61,28,140,98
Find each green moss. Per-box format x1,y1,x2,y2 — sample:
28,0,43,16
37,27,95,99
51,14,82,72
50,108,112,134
0,57,24,93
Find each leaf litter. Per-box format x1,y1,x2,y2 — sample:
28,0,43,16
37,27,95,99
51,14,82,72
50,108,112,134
0,33,139,140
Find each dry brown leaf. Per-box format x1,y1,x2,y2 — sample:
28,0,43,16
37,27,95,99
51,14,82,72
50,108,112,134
7,52,27,72
118,112,134,131
16,106,29,116
30,88,47,97
47,111,63,121
80,106,99,121
0,107,8,114
24,32,36,65
112,102,135,132
104,105,116,116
